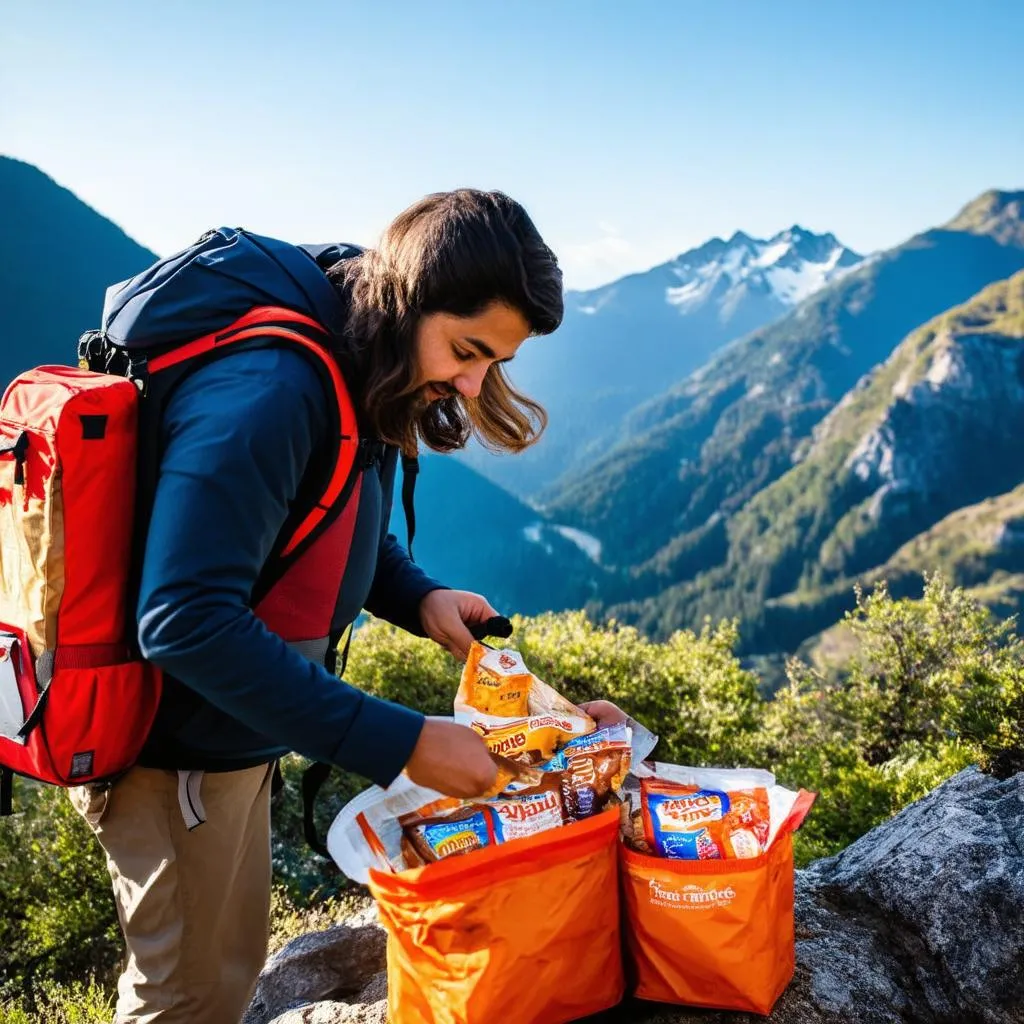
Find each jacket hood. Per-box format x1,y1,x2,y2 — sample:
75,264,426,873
101,228,361,349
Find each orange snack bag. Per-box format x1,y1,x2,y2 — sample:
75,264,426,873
622,826,794,1012
456,643,595,784
620,763,815,1015
457,643,532,717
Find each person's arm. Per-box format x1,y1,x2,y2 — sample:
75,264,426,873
135,347,424,787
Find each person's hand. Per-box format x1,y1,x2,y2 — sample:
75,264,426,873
404,719,499,798
579,700,629,730
419,589,499,662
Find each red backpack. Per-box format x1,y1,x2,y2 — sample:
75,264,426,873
0,306,358,812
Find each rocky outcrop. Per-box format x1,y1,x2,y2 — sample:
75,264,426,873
242,906,387,1024
246,767,1023,1024
845,330,1024,507
813,277,1024,582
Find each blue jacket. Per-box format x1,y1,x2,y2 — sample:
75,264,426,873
101,229,441,787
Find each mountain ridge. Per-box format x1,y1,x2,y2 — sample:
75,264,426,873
0,155,158,381
545,191,1024,578
459,224,862,496
598,263,1024,650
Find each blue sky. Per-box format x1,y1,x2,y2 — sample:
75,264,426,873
4,0,1022,289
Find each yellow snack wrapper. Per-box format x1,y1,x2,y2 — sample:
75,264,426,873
456,643,596,788
458,643,533,717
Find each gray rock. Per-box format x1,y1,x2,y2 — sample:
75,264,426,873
249,767,1023,1024
266,1001,387,1024
242,923,386,1024
799,765,1024,1023
266,1002,366,1024
355,972,387,1006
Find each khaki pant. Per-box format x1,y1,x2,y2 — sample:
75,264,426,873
69,763,274,1024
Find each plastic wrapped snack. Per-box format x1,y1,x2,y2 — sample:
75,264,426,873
401,804,499,867
457,643,534,717
456,643,596,781
641,779,769,859
400,777,567,868
488,775,567,841
626,764,796,860
541,723,633,821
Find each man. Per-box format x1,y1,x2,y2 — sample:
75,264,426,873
70,190,569,1023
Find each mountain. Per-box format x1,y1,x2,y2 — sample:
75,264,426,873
761,271,1024,586
546,190,1024,587
728,268,1024,651
389,453,606,615
946,188,1024,246
458,226,862,496
792,480,1024,679
0,156,157,381
599,261,1024,650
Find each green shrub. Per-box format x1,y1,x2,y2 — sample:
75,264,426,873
512,611,762,766
344,622,459,716
757,574,1022,862
0,781,122,1008
0,978,113,1024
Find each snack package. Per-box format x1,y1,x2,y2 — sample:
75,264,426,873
400,776,567,868
456,643,597,783
625,764,798,860
641,779,770,859
477,714,587,795
457,643,534,717
540,723,633,821
401,805,500,867
490,775,567,840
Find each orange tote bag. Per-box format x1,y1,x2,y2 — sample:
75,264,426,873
369,808,624,1024
620,790,815,1015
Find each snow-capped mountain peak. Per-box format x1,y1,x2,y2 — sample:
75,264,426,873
665,226,862,312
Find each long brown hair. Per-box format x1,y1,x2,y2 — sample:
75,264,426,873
328,190,563,456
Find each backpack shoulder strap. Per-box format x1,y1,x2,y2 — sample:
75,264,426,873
129,305,362,621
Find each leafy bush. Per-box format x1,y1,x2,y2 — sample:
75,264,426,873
0,782,122,1009
0,978,113,1024
513,611,762,766
757,574,1023,859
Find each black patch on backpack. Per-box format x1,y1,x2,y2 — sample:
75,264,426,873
80,415,108,440
69,751,95,778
